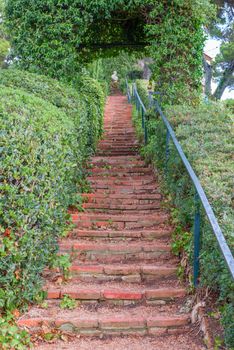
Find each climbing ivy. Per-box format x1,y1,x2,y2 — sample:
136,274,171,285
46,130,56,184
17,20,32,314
5,0,215,102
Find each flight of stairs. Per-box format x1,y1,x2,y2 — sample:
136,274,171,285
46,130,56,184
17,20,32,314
17,94,199,348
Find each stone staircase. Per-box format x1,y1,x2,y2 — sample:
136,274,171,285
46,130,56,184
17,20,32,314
18,94,203,349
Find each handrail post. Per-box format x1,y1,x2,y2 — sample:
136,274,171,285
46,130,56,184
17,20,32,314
142,109,148,145
193,191,201,287
144,113,148,145
165,129,170,174
141,106,145,129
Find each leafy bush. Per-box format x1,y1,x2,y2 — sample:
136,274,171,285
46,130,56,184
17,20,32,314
0,70,104,315
0,68,104,156
136,79,150,109
5,0,214,102
74,75,105,149
0,86,78,312
133,81,234,347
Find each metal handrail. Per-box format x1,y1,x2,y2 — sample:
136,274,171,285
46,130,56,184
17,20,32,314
126,80,234,286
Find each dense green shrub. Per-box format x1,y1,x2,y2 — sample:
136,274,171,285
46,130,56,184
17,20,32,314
74,75,105,149
0,86,78,311
0,71,104,315
133,81,234,347
136,79,150,109
0,69,104,157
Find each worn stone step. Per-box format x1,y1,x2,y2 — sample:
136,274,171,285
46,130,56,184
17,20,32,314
89,183,157,191
69,228,172,240
83,202,161,211
90,167,152,176
82,198,162,207
18,304,190,336
72,212,169,230
82,193,162,201
43,281,186,304
67,264,177,283
59,240,171,263
88,176,155,185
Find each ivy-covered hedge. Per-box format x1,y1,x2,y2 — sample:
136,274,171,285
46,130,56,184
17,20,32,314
74,75,105,150
136,79,150,109
0,72,104,314
133,80,234,347
5,0,214,102
0,69,104,156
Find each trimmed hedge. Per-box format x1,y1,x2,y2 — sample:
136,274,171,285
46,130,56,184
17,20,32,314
0,72,104,314
74,76,105,150
133,80,234,347
0,69,104,157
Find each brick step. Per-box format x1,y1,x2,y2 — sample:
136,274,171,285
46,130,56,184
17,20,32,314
69,228,172,240
83,209,161,215
94,189,160,197
88,181,156,189
91,155,142,162
59,240,171,263
82,193,162,201
90,168,152,175
88,176,155,184
89,183,157,191
83,202,161,211
82,196,162,206
43,282,186,304
103,132,136,136
18,305,190,336
65,264,177,283
99,140,138,145
97,148,138,153
92,161,146,168
101,139,137,143
72,212,169,230
96,151,138,157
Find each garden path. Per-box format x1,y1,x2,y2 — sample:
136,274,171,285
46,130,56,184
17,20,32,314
18,93,204,349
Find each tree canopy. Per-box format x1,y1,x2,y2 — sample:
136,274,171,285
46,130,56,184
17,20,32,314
204,0,234,99
5,0,214,103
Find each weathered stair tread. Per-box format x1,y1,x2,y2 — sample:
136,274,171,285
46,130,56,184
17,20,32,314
70,228,172,239
59,239,170,251
33,335,203,350
82,192,162,200
43,280,186,301
18,304,190,332
66,264,177,283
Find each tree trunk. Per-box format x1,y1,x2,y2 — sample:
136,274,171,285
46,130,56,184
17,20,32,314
203,56,212,97
213,60,234,99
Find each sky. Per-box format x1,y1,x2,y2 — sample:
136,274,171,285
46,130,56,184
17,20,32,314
204,38,234,100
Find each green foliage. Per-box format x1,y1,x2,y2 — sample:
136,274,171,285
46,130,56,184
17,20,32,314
0,86,76,311
0,38,9,64
59,295,77,310
0,317,31,350
74,75,105,150
133,80,234,347
0,69,104,157
0,71,104,321
50,254,71,280
136,79,150,109
5,0,214,102
206,2,234,99
87,52,143,90
0,0,10,65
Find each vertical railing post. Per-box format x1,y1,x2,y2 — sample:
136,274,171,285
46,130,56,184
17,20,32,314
141,106,145,129
193,191,201,287
144,112,148,145
165,129,170,174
